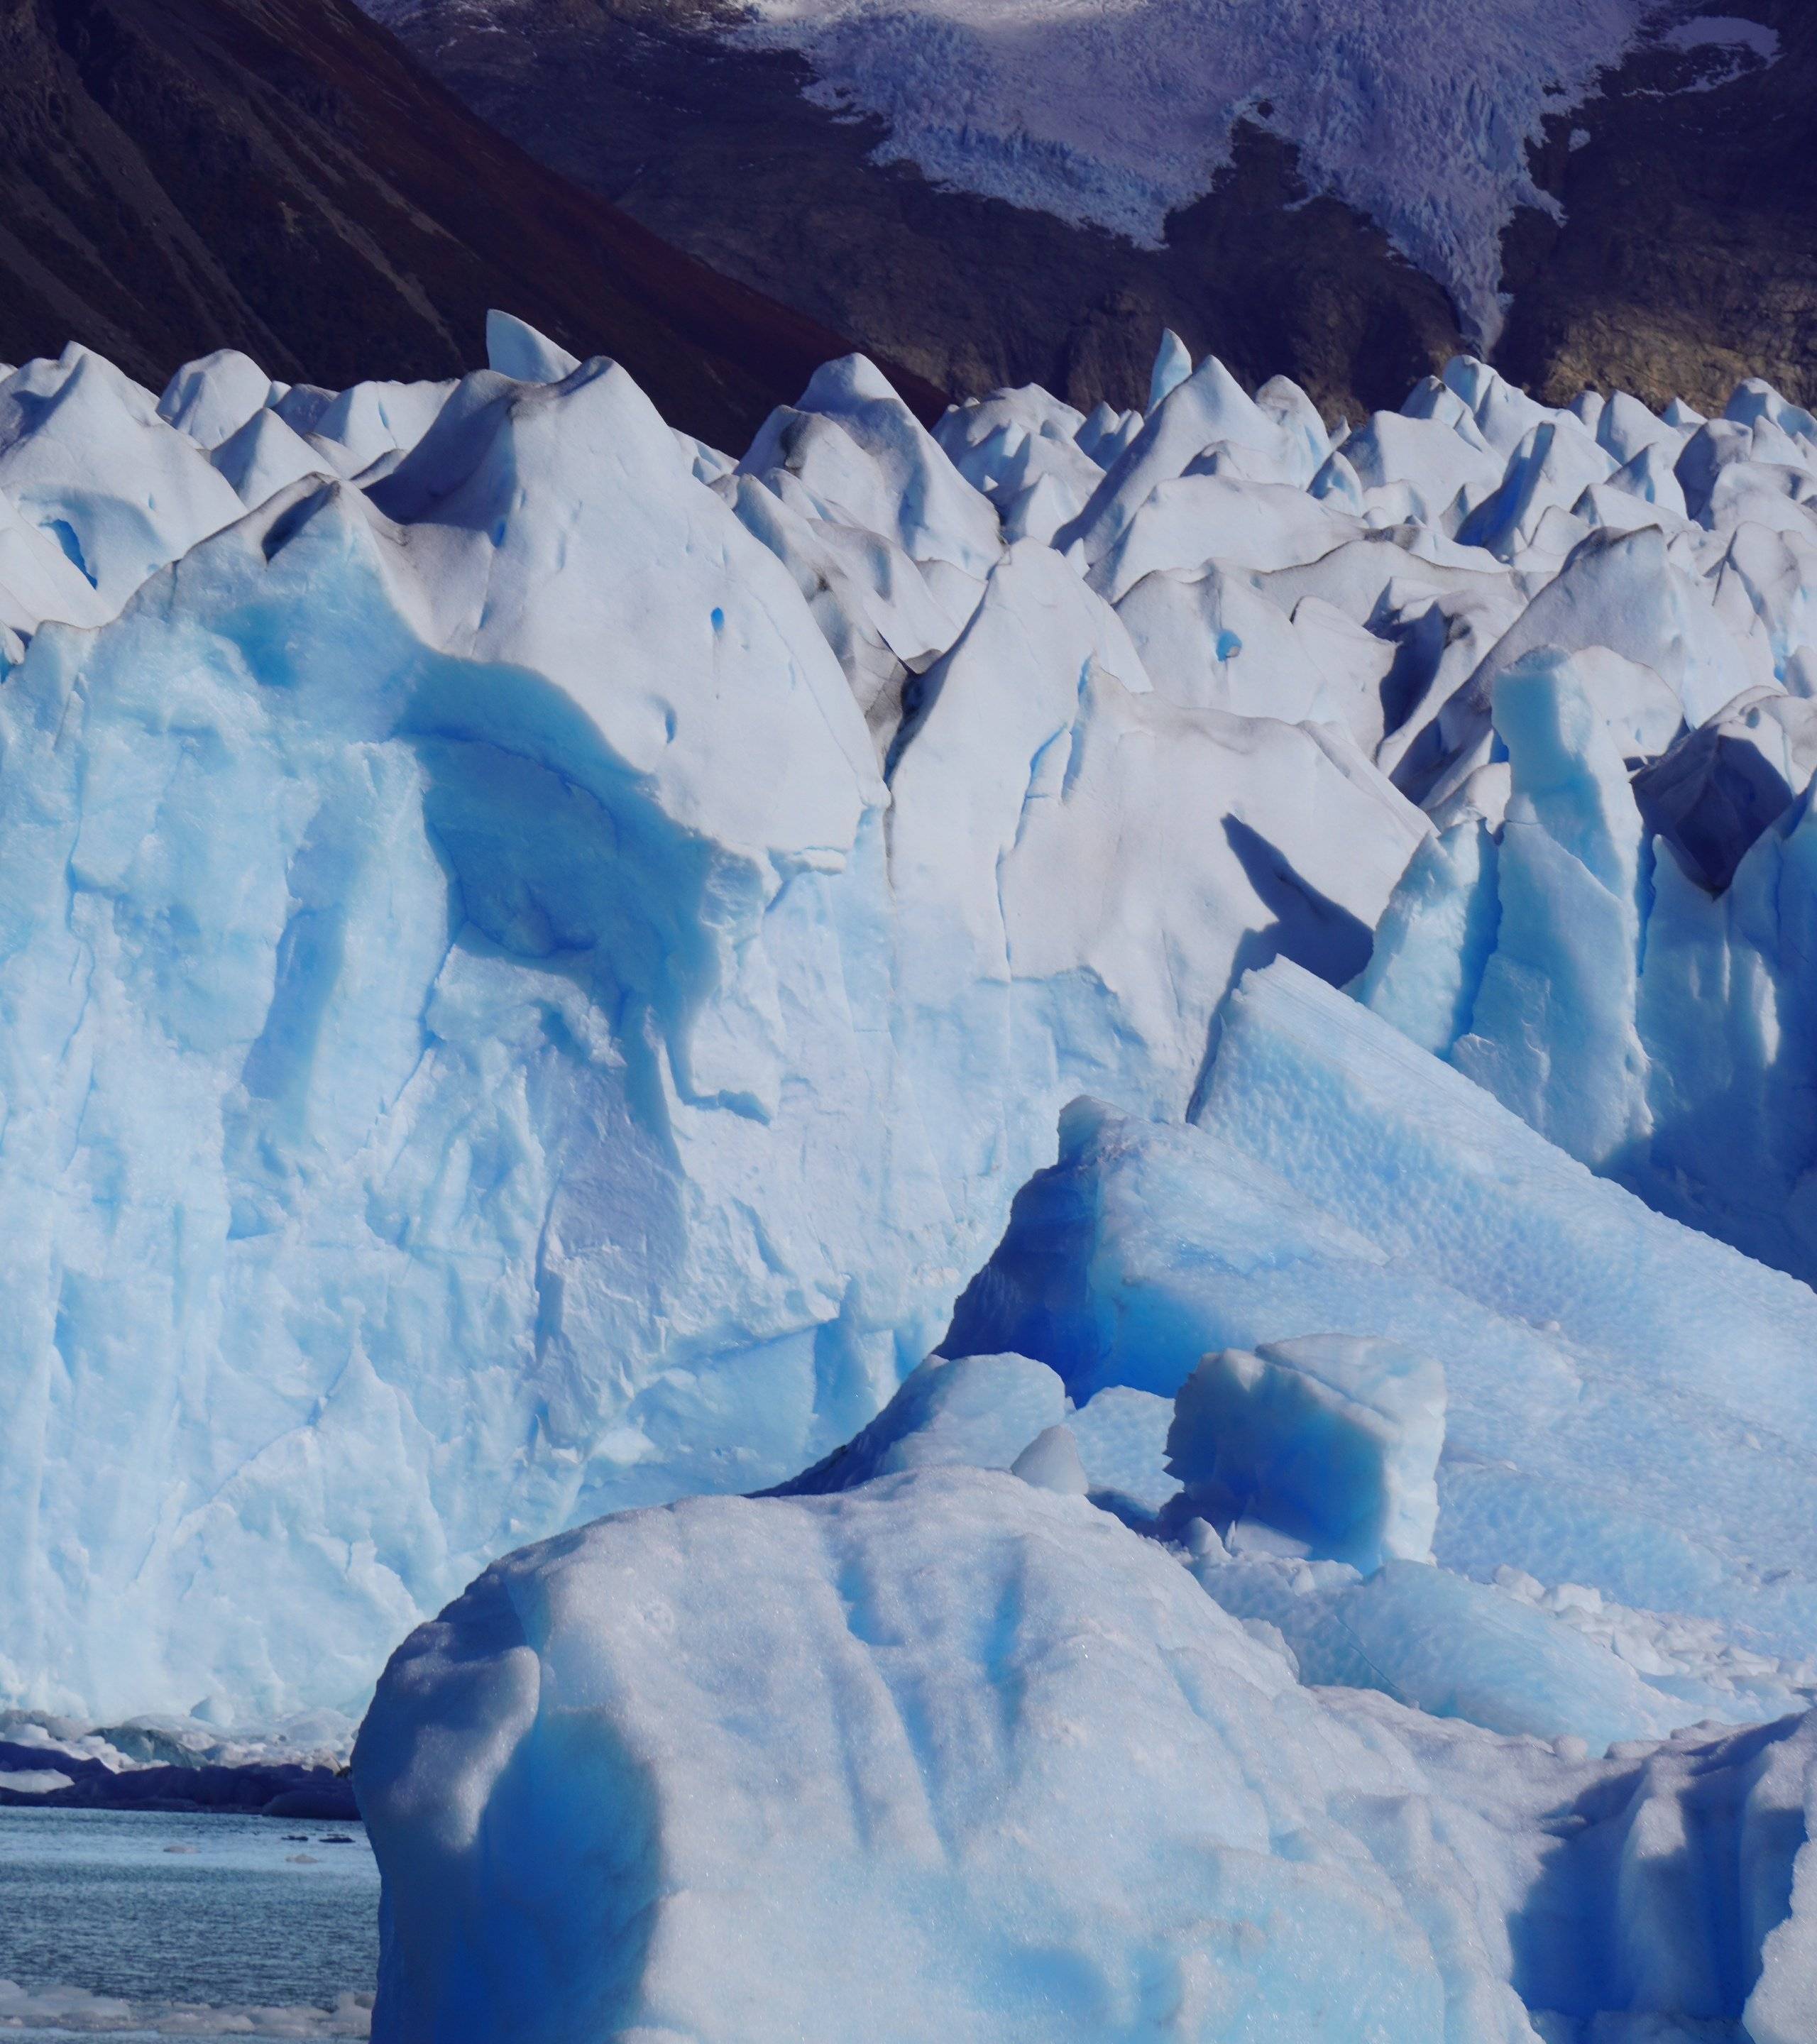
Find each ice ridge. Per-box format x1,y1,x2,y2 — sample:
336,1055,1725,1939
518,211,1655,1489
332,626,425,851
4,318,1817,1759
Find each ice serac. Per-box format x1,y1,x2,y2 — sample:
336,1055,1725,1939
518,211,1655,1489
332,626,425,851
354,1465,1817,2044
157,349,278,452
884,538,1427,1203
0,331,1444,1722
1447,646,1651,1168
483,309,581,385
14,316,1817,1742
0,346,244,612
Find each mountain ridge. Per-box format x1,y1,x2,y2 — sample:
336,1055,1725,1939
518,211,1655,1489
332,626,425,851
0,0,948,446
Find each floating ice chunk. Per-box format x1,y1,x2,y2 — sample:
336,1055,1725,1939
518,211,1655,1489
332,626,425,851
1010,1422,1090,1495
1168,1335,1444,1571
483,308,581,385
356,1463,1817,2044
0,1978,374,2035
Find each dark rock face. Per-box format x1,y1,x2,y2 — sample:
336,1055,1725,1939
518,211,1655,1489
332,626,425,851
0,0,944,446
373,0,1817,421
367,0,1465,423
1499,0,1817,415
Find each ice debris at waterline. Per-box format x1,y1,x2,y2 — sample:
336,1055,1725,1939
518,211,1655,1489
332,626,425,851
3,309,1817,1749
0,1980,373,2038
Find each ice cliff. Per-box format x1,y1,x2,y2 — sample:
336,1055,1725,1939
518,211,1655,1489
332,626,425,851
11,308,1817,2035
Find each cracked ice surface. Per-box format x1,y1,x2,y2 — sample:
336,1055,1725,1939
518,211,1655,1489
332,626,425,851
9,312,1817,1753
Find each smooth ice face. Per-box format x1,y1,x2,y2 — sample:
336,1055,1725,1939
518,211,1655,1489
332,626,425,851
354,1465,1817,2044
1168,1335,1444,1571
776,1352,1067,1493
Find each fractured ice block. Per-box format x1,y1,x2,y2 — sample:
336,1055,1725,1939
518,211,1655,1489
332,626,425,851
1167,1334,1444,1571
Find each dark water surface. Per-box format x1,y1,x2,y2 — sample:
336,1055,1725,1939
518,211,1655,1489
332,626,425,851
0,1803,378,2026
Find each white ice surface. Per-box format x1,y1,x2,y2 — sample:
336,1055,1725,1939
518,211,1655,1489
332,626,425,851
355,1464,1817,2043
8,316,1817,1744
948,959,1817,1693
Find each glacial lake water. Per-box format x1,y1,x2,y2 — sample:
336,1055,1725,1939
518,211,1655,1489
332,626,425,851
0,1804,379,2035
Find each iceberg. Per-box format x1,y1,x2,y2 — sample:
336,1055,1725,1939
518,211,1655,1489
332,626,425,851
355,1464,1817,2043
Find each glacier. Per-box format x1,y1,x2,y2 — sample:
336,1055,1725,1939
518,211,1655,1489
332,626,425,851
11,306,1817,2033
0,326,1437,1723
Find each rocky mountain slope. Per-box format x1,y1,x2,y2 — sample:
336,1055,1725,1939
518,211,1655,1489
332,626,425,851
368,0,1811,421
0,0,943,446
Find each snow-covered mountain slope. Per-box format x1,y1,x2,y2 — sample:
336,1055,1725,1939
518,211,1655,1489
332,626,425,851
367,0,1808,421
720,0,1657,348
6,313,1817,1747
